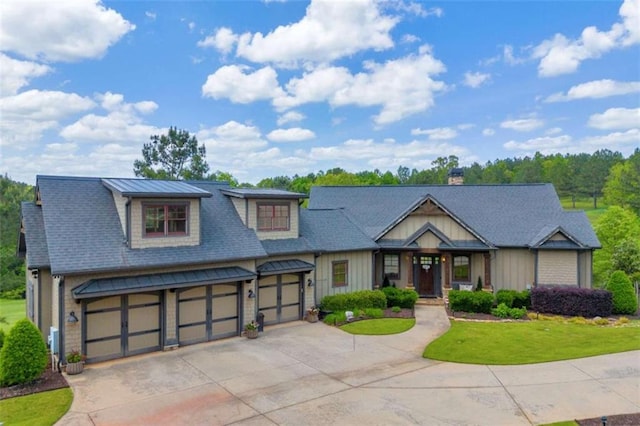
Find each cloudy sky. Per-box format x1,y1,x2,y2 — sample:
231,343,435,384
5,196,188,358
1,0,639,185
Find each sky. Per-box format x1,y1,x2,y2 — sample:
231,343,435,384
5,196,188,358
1,0,639,186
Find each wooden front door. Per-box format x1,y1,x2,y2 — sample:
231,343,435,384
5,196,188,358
415,255,441,297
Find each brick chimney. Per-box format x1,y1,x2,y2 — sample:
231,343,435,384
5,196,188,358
447,168,464,185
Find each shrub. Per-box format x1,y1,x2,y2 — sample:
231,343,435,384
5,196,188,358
0,318,48,386
531,286,612,317
476,276,483,292
381,287,418,309
495,290,516,308
364,308,384,318
606,270,638,315
593,317,610,326
448,290,494,313
491,303,527,319
0,329,4,349
495,289,531,309
320,290,387,312
391,306,401,313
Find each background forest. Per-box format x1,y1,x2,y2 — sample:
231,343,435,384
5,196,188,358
1,148,639,300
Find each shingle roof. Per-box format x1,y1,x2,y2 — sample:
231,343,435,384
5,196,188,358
261,238,315,255
308,184,600,249
20,201,50,268
30,176,267,275
300,209,379,253
73,266,256,299
102,178,212,198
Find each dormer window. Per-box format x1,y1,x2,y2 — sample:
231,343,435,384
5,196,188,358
144,203,188,237
257,203,290,231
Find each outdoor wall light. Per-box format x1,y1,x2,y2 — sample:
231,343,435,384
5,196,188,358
248,289,256,299
67,311,79,323
307,279,314,287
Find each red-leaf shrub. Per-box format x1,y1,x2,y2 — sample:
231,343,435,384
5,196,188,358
531,286,612,317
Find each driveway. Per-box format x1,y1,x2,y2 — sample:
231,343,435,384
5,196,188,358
60,306,639,425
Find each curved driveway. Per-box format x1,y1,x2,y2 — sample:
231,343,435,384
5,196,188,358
60,306,639,425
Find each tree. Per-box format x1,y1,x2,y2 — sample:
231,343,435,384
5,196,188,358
611,238,640,279
133,127,209,180
593,206,640,286
209,170,239,187
606,270,638,315
604,148,640,215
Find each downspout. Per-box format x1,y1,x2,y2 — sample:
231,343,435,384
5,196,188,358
125,197,132,247
577,250,582,288
58,276,65,364
314,252,320,305
533,249,538,287
372,250,380,289
36,270,41,330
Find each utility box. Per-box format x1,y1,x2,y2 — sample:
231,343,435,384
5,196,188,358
256,312,265,332
48,327,59,355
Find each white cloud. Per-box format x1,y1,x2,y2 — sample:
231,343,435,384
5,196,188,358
545,79,640,102
482,128,495,136
0,0,135,62
145,11,156,21
545,127,563,135
273,66,353,110
500,118,544,132
197,27,238,54
463,71,491,88
267,127,316,142
582,129,640,151
197,121,268,153
503,45,525,65
235,0,397,67
411,127,458,140
401,34,420,44
587,107,640,130
0,53,52,96
504,135,573,152
532,0,639,77
202,65,285,103
277,111,305,126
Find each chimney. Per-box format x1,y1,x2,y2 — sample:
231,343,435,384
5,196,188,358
447,168,464,185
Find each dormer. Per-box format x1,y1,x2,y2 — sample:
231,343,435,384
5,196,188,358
221,188,306,240
101,178,212,249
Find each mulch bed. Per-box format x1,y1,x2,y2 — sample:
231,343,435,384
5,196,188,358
0,359,69,400
577,413,640,425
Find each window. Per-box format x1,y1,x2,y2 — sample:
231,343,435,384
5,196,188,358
257,203,290,231
144,204,188,237
453,255,470,281
383,253,400,279
332,261,348,287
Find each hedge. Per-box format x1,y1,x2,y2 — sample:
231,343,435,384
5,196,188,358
448,290,494,313
381,287,418,309
320,290,387,312
531,286,612,317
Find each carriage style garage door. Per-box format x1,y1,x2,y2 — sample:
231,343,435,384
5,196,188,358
258,274,302,325
83,292,162,362
177,283,240,345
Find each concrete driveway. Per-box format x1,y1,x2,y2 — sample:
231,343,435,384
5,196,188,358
59,306,639,425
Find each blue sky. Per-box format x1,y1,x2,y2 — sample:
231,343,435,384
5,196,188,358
1,0,639,185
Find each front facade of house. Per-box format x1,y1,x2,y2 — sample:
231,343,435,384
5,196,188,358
19,175,600,363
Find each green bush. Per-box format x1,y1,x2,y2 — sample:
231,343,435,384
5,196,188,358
495,289,531,309
0,329,4,349
0,318,48,386
320,290,387,312
364,308,384,318
391,306,401,313
448,290,494,313
606,270,638,315
495,290,516,307
381,287,418,309
492,303,526,319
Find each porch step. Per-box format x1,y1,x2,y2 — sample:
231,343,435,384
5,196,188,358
416,298,445,306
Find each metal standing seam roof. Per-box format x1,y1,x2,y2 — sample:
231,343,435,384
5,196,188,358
221,188,307,199
101,178,213,198
73,266,256,299
256,259,315,276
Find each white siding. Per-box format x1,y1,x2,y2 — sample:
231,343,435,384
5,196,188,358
538,250,578,286
493,249,535,291
314,251,373,302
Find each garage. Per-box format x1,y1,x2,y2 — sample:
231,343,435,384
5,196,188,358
83,292,162,362
257,260,314,326
177,282,240,345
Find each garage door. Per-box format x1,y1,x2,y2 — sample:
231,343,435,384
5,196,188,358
177,283,240,345
83,292,162,362
258,274,302,325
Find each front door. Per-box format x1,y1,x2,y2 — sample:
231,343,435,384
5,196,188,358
414,255,441,297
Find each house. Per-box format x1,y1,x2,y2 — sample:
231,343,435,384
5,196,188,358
19,174,600,363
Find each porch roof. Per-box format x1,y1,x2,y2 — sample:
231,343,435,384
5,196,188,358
257,259,315,276
438,240,492,251
73,266,256,299
377,239,419,250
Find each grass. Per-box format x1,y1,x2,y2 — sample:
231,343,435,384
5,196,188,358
340,318,415,335
559,196,607,225
539,422,578,426
0,298,26,332
0,388,73,426
424,320,640,365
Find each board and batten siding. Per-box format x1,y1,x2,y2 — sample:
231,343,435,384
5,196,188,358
314,251,373,301
578,251,593,288
493,249,535,291
537,250,578,286
384,215,475,241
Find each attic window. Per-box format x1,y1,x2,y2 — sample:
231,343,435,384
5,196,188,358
144,203,188,237
257,203,290,231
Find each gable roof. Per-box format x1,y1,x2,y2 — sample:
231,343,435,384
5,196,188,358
299,209,379,253
309,184,600,249
20,201,50,269
26,176,267,275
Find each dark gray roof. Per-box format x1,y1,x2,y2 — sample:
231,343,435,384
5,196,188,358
308,184,600,249
300,209,379,253
261,238,315,255
377,239,419,249
29,176,267,275
439,240,492,251
102,178,212,198
73,266,256,299
221,188,306,199
257,259,314,276
20,202,50,268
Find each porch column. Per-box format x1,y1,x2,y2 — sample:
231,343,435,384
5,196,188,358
405,253,414,289
443,253,451,288
483,252,492,289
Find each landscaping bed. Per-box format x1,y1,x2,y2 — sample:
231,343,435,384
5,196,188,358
0,359,69,400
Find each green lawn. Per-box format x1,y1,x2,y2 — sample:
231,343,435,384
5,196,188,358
559,196,607,225
424,320,640,365
0,388,73,426
0,298,26,332
340,318,416,335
